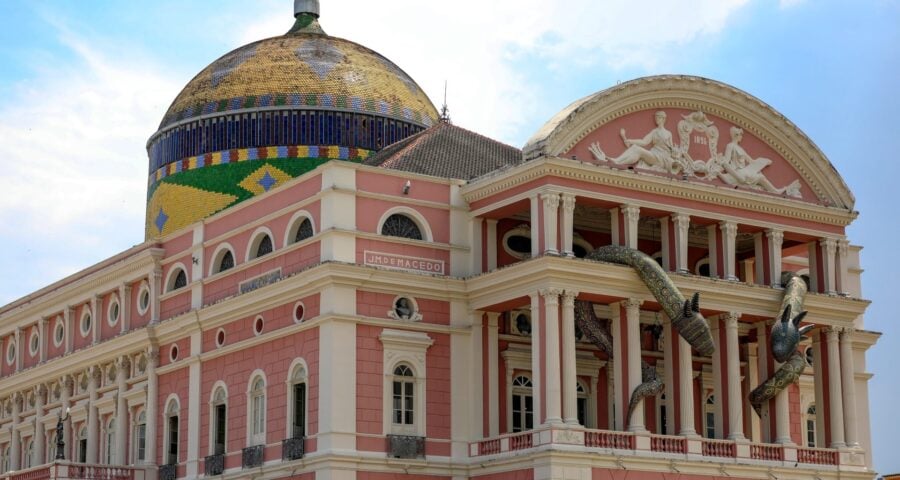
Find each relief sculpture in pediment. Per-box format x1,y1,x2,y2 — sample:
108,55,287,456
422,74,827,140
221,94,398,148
588,110,801,198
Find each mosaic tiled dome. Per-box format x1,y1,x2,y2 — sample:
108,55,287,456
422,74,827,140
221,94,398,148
144,2,439,239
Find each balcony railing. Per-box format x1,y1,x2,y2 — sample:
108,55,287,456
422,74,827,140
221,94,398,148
468,427,852,469
157,464,176,480
387,434,425,459
204,453,225,476
242,445,264,469
0,463,146,480
282,437,305,461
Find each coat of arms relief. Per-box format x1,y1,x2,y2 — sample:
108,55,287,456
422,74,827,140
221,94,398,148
588,110,802,198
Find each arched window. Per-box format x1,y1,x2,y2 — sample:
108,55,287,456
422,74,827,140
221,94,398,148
24,439,33,468
704,395,716,439
511,375,534,432
165,399,180,465
211,387,227,455
290,217,314,244
392,364,416,429
695,258,711,278
133,410,147,464
105,418,116,464
248,230,275,261
215,250,235,274
256,235,273,258
381,214,422,240
806,404,817,447
77,426,88,463
166,266,188,292
289,365,307,439
576,380,589,427
248,376,266,446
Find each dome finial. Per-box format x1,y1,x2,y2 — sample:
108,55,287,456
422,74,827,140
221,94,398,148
294,0,320,18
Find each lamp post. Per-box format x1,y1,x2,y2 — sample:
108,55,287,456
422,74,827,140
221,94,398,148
55,407,70,460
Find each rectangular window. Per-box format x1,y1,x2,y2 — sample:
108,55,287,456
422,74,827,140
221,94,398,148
577,397,587,427
215,404,226,455
167,416,179,465
293,383,306,438
136,423,146,462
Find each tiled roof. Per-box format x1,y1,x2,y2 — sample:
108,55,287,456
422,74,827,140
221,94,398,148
363,122,523,179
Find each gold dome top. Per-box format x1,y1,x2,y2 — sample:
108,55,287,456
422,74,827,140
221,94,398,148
157,25,438,131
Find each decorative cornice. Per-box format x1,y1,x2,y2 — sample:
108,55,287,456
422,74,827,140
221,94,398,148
463,156,855,229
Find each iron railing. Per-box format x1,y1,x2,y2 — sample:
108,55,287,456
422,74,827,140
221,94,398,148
387,434,425,459
282,437,305,461
242,445,264,469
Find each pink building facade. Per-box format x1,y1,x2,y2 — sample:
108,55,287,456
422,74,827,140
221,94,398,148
0,4,878,480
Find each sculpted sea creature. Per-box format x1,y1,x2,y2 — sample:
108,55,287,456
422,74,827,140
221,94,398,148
749,271,813,416
627,360,664,427
586,245,715,357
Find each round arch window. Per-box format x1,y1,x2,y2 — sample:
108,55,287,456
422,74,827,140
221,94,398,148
253,316,264,336
53,318,65,347
138,285,151,315
80,311,92,337
215,329,226,348
293,302,306,323
170,344,179,362
6,341,16,365
108,298,120,327
29,330,39,357
381,214,422,240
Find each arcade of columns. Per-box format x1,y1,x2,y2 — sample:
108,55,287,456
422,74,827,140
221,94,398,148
471,190,861,449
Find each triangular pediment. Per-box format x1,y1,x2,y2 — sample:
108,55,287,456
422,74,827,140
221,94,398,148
523,76,854,209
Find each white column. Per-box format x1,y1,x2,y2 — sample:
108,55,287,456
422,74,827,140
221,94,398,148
530,196,541,258
61,376,72,461
485,219,498,271
471,217,483,274
711,317,724,438
826,328,846,448
720,221,738,281
561,290,579,424
746,344,761,441
115,357,129,464
541,289,563,424
561,194,576,257
624,298,646,432
820,238,838,295
836,239,850,296
486,312,500,437
774,363,792,444
64,306,74,354
542,193,561,254
753,233,765,285
706,224,719,278
766,229,784,288
39,318,47,363
145,350,159,465
724,313,745,440
622,205,640,249
92,295,101,345
469,311,484,438
119,284,132,334
756,323,772,442
673,214,690,273
839,328,859,448
529,293,542,425
678,334,697,436
10,394,21,470
14,327,21,373
187,334,201,476
812,334,826,447
86,368,100,463
150,269,162,324
34,386,46,465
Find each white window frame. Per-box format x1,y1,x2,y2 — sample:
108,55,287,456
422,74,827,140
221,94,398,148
164,263,189,293
107,295,121,328
285,359,309,439
704,394,716,439
246,371,267,446
164,397,180,465
511,374,534,433
209,243,237,276
132,409,147,464
105,417,116,464
209,383,228,455
379,329,432,437
284,210,316,246
28,328,40,358
805,403,817,447
376,207,433,242
79,307,93,338
137,282,151,316
53,316,65,348
246,227,276,262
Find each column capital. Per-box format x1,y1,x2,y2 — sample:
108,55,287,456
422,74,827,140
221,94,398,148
820,237,838,252
723,312,740,329
765,229,784,244
672,212,691,225
621,204,641,221
148,348,160,368
825,327,841,342
539,288,563,304
541,192,561,209
840,326,856,337
719,220,738,235
561,290,579,306
837,238,850,257
120,283,133,293
561,193,576,212
621,298,643,310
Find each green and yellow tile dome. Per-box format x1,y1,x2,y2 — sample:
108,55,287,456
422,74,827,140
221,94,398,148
145,0,439,239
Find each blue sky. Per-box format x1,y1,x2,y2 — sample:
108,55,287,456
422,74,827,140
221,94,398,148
0,0,898,473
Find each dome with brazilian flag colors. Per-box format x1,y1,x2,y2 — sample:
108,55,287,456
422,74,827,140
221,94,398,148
144,0,439,238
